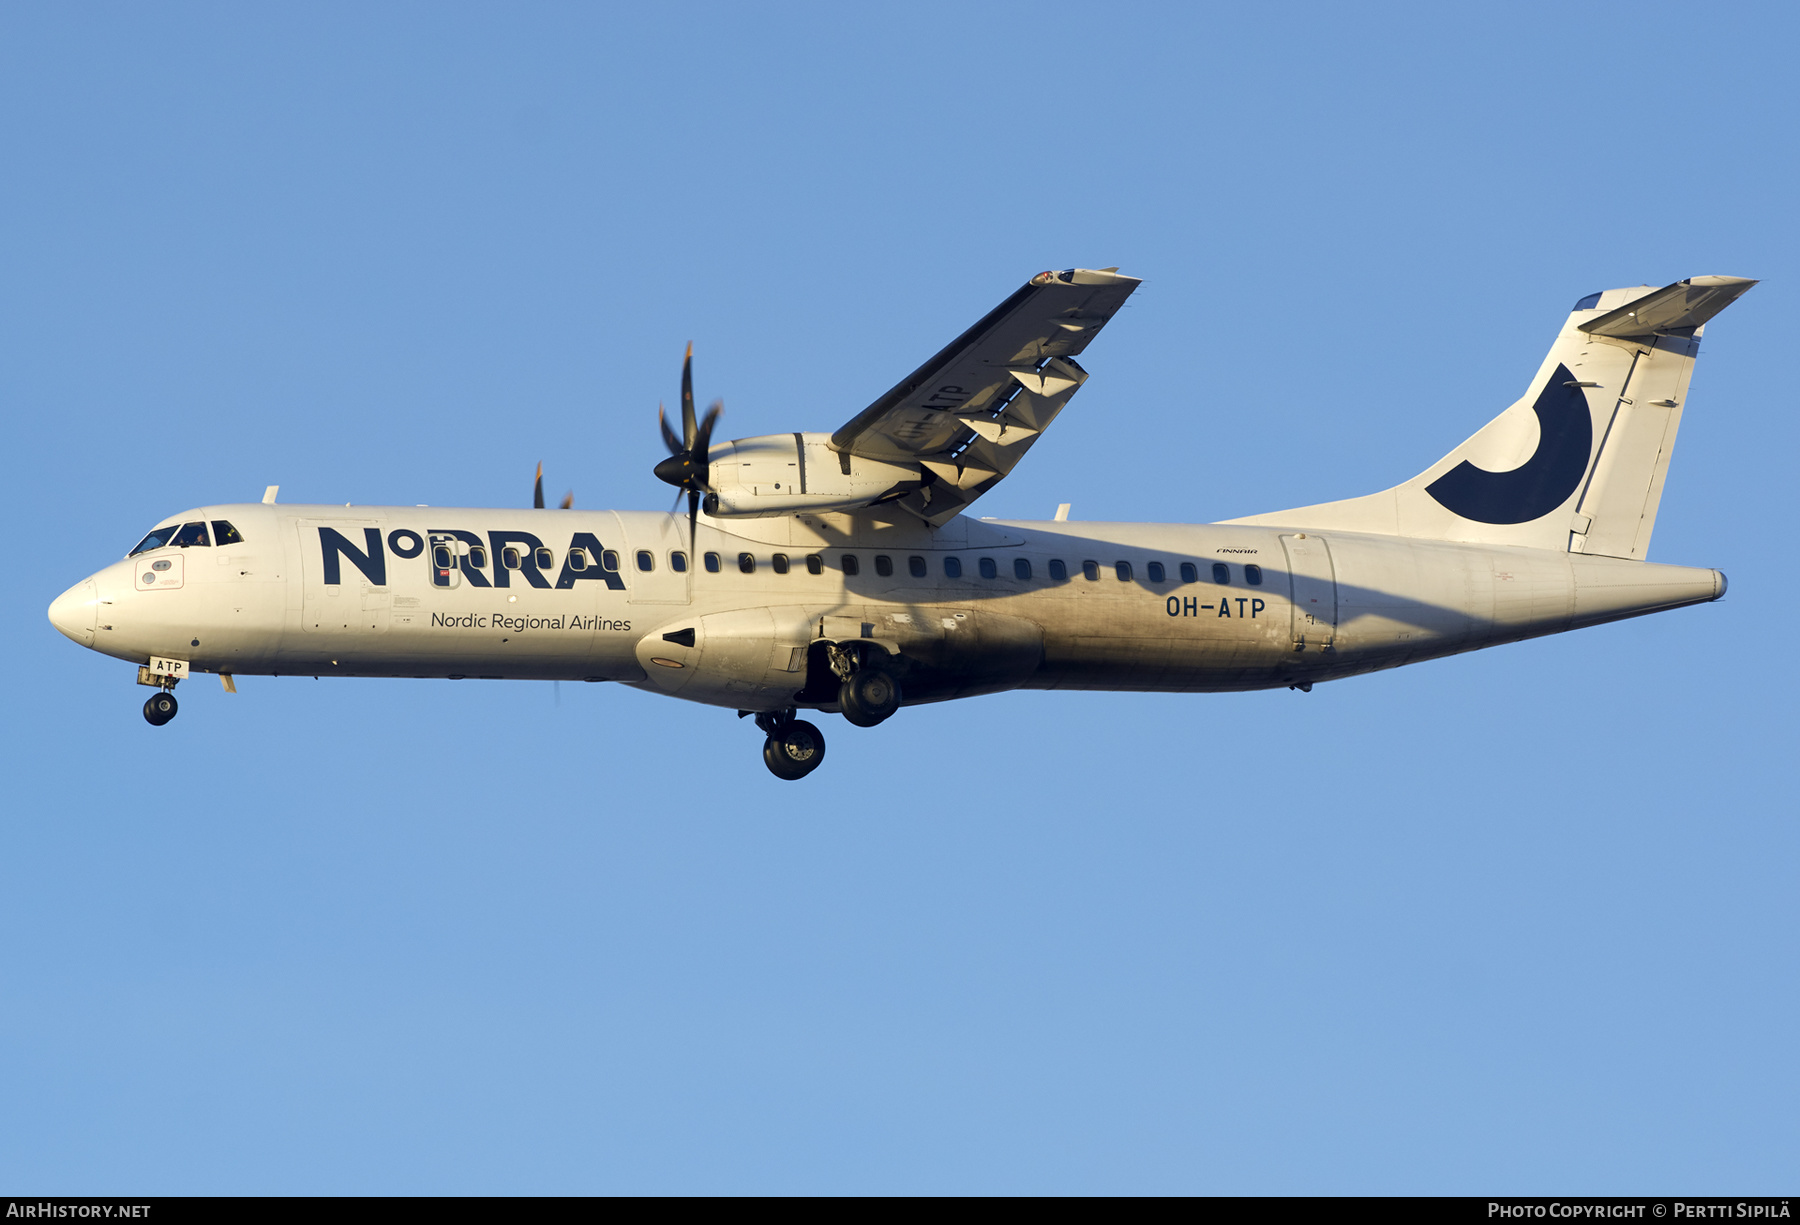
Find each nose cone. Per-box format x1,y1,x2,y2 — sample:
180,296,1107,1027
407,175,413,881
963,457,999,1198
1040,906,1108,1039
49,579,98,646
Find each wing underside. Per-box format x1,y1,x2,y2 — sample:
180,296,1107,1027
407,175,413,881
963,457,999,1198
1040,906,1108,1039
831,268,1140,524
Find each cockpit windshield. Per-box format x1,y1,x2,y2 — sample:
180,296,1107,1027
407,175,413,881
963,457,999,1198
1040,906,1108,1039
128,525,181,556
128,519,242,557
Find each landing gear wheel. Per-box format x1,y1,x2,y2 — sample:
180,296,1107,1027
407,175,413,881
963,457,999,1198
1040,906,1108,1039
839,668,901,727
763,719,826,780
143,692,178,726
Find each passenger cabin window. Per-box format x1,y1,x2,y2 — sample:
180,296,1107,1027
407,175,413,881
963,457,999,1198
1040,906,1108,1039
1180,562,1198,583
1014,558,1031,580
602,550,621,571
908,556,927,578
1212,562,1231,584
468,545,488,569
806,554,823,575
636,550,654,572
1245,564,1263,585
944,556,962,578
432,544,454,570
1048,559,1067,581
211,520,244,546
534,547,554,570
704,552,721,573
1082,560,1100,581
1115,561,1133,581
129,525,181,556
171,522,210,548
874,555,893,577
842,554,860,576
567,548,588,571
503,546,522,569
670,551,689,573
978,557,998,580
772,553,790,575
738,552,756,574
1147,561,1165,582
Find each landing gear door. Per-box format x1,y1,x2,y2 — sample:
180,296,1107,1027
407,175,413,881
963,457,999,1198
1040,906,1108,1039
1280,534,1337,649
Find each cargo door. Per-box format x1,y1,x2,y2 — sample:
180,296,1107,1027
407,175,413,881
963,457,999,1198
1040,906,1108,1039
297,519,391,633
1279,533,1336,650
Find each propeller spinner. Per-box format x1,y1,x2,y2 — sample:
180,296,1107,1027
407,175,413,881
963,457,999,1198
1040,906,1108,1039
652,343,722,547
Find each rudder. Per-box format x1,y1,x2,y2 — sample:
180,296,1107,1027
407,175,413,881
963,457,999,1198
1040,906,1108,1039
1227,276,1756,558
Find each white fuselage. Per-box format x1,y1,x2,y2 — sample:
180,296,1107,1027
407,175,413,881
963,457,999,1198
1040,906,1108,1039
50,502,1724,710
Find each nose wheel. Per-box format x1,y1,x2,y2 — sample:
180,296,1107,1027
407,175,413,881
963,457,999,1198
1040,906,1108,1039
756,709,826,780
143,691,179,726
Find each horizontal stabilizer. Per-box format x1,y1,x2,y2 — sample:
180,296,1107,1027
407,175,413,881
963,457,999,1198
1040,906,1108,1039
1580,276,1757,339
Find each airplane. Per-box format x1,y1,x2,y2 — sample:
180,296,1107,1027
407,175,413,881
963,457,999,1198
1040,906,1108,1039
48,267,1754,779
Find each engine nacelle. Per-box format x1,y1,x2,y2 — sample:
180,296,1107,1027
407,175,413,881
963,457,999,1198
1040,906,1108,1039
704,432,922,518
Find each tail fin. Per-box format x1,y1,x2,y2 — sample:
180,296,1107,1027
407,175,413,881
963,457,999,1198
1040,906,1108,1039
1227,276,1756,557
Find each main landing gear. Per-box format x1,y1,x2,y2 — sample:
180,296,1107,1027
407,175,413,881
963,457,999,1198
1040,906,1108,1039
827,643,902,728
748,647,903,780
756,709,826,781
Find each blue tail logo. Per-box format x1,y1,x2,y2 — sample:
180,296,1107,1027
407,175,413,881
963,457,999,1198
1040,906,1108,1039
1426,364,1594,525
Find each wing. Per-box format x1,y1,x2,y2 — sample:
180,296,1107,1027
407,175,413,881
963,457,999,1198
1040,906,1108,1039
830,267,1140,524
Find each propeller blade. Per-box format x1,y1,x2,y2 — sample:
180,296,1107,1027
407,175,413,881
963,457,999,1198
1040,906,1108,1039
693,401,722,479
560,492,573,510
680,342,697,450
687,488,700,555
534,462,544,509
658,404,682,456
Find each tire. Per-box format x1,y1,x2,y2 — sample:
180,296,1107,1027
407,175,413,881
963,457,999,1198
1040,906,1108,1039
143,692,178,726
763,720,826,780
839,668,901,728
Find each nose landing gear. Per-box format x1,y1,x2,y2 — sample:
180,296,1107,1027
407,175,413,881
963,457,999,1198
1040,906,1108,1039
137,664,182,726
143,691,179,726
755,708,826,780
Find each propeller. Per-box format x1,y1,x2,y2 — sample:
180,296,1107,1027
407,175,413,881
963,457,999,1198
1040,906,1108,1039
652,343,722,549
533,462,573,509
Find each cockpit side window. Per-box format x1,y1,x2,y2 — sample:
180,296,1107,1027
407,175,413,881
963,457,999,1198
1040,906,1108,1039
128,525,181,557
211,520,244,546
171,522,211,548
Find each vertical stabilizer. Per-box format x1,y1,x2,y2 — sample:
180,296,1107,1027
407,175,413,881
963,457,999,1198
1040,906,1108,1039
1225,277,1756,557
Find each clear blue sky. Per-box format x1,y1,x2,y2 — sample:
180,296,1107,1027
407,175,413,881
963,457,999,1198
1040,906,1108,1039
3,2,1795,1194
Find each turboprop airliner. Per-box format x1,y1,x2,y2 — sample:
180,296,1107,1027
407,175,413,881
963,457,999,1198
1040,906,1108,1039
48,268,1753,779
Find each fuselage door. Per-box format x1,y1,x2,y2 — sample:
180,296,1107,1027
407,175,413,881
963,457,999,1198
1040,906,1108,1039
1279,533,1337,650
428,532,463,590
297,519,392,633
